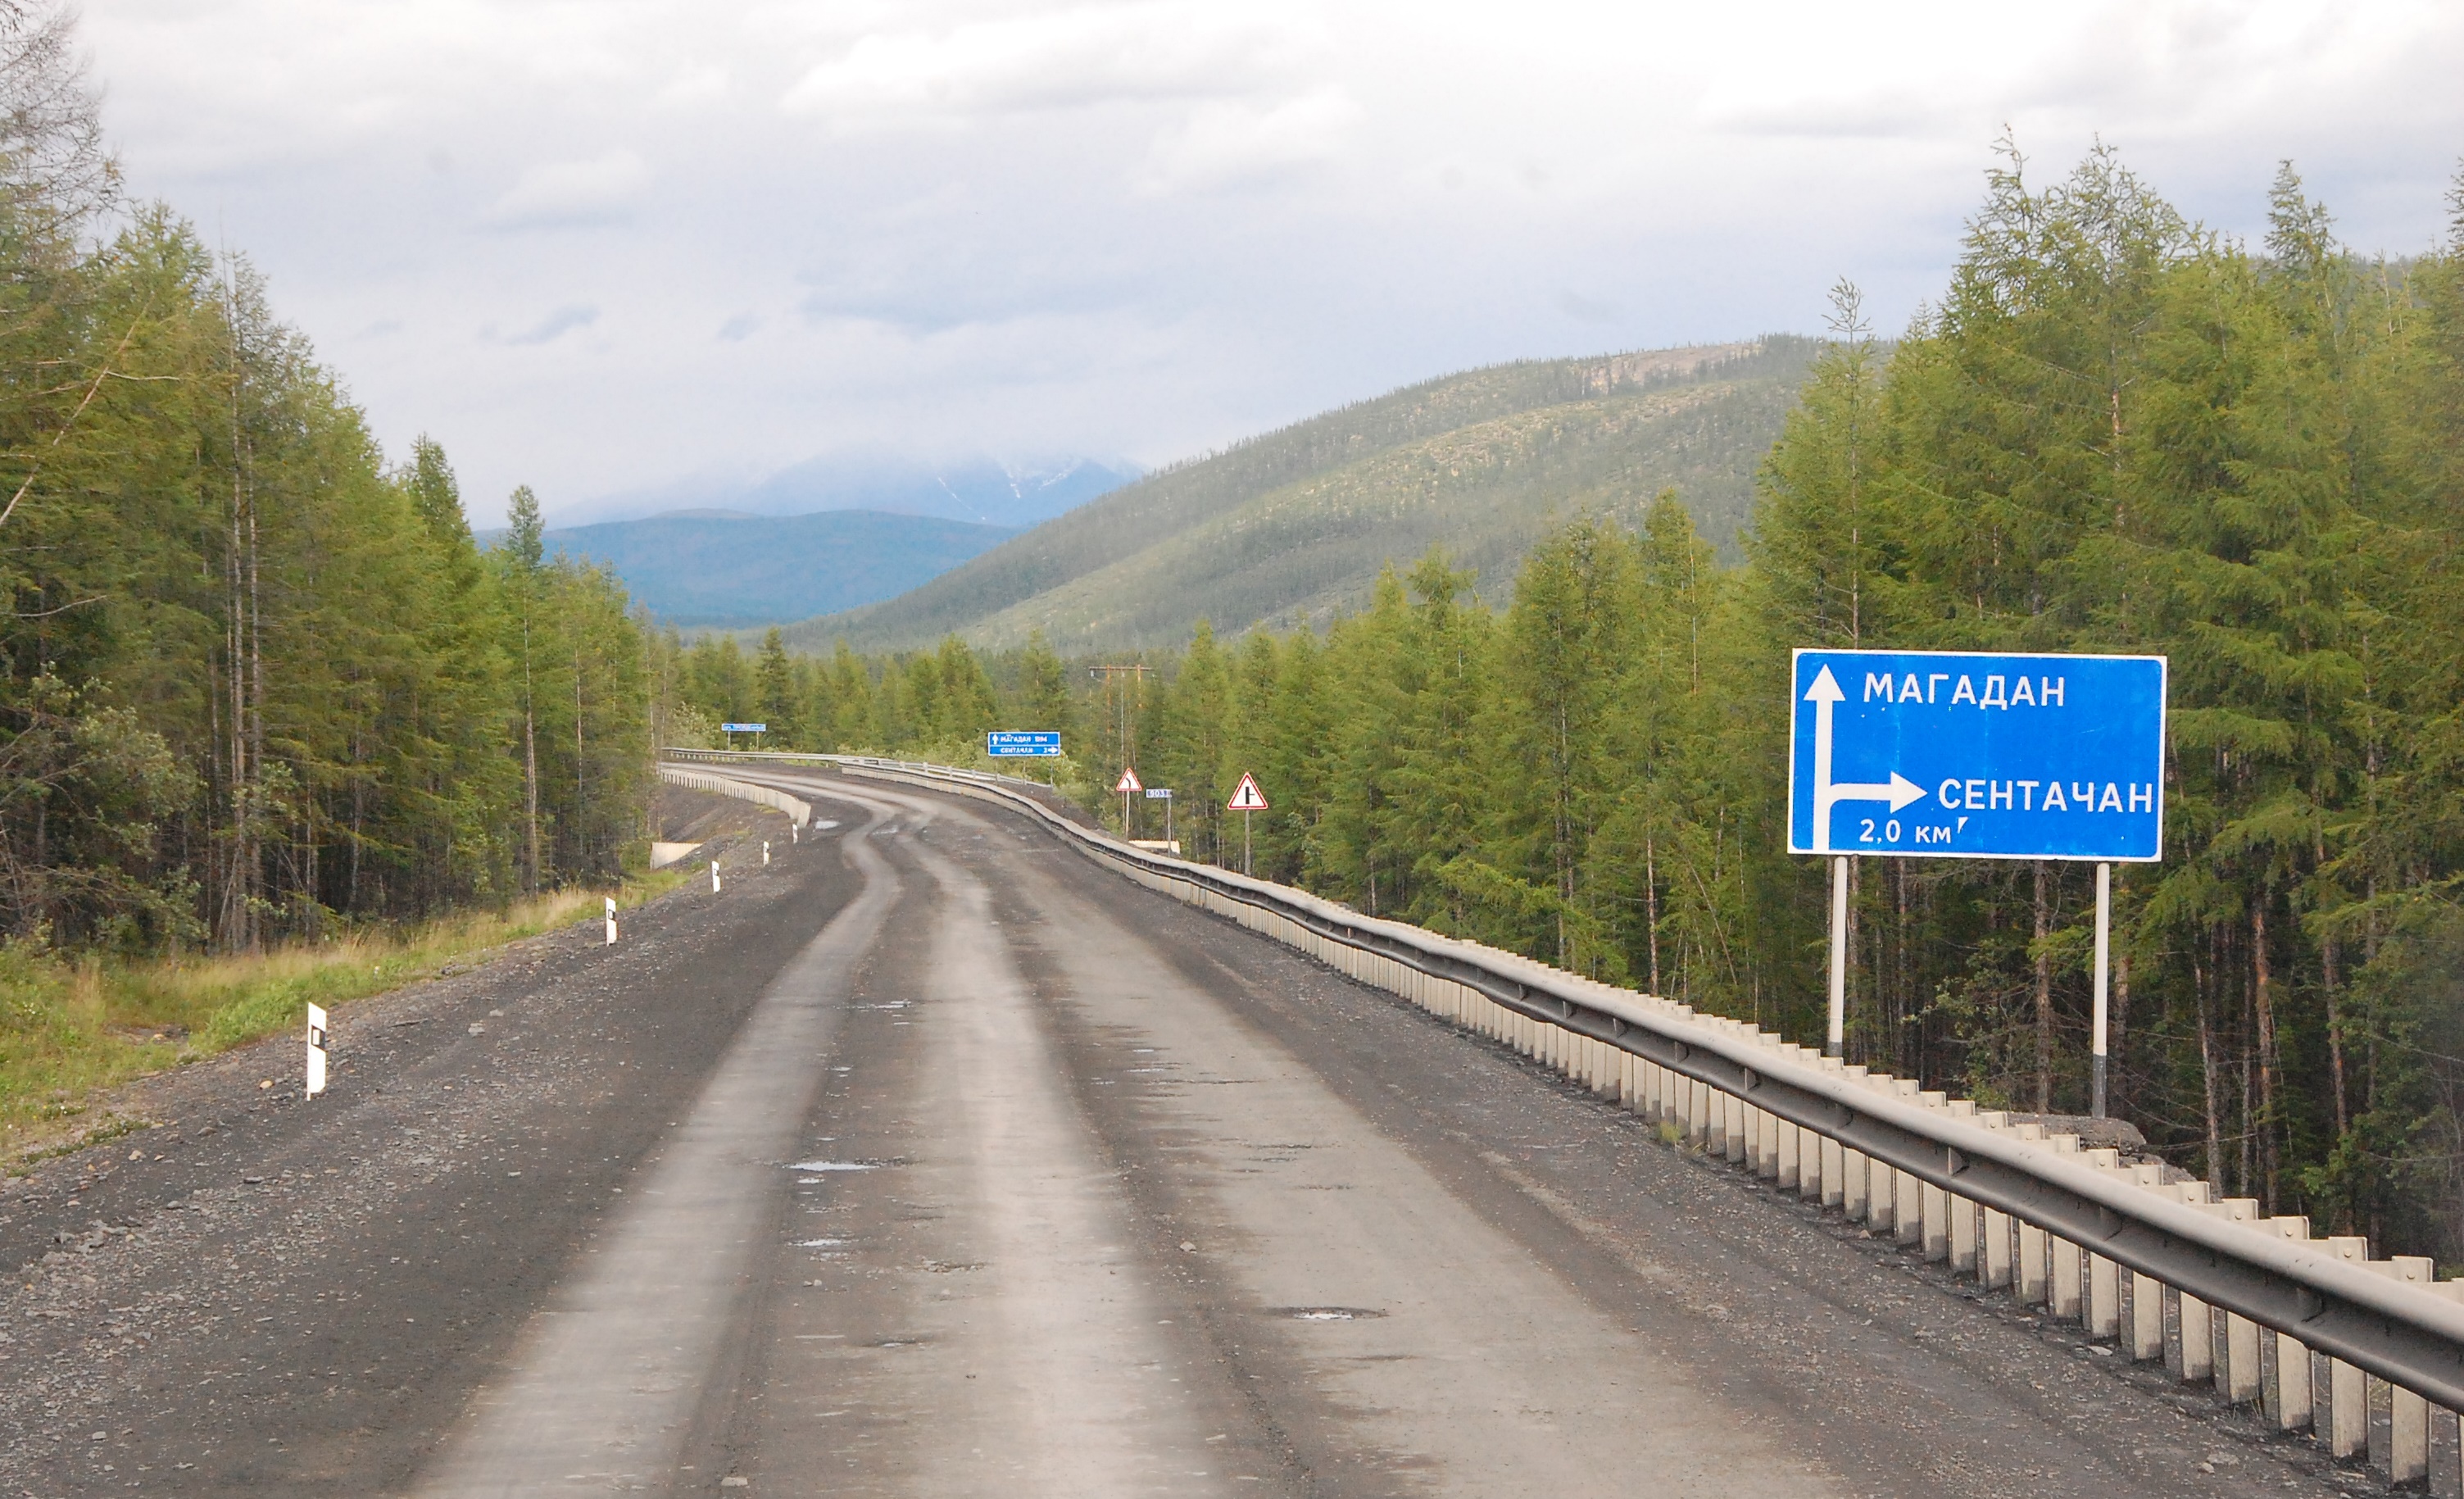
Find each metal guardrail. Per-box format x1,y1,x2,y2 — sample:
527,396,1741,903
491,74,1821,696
664,748,2464,1480
656,763,814,827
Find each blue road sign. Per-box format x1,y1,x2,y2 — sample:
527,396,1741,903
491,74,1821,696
720,722,766,734
1787,650,2166,861
987,731,1063,757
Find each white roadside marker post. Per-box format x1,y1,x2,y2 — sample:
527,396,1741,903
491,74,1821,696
305,1003,329,1099
763,840,770,865
711,858,722,893
605,896,618,946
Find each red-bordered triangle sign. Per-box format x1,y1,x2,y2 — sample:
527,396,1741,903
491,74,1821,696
1227,772,1268,811
1114,766,1143,793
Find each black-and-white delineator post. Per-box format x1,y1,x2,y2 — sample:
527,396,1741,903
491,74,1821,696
711,857,722,893
605,895,617,946
305,1003,329,1098
763,840,770,865
1227,772,1268,876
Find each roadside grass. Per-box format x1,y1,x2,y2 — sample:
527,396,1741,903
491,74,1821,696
0,871,686,1165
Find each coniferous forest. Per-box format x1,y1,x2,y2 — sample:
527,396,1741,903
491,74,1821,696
678,149,2464,1267
0,11,651,956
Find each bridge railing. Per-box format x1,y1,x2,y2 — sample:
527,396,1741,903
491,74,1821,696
666,747,2464,1488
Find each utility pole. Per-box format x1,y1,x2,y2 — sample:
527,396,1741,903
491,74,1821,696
1089,664,1152,834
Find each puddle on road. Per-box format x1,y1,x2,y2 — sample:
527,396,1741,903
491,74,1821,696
789,1161,883,1174
1275,1307,1387,1322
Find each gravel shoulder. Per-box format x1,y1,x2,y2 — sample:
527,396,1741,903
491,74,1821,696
0,789,842,1495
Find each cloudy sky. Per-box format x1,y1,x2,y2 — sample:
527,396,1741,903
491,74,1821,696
79,0,2464,524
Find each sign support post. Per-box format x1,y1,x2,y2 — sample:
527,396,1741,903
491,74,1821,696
1788,648,2166,1098
2093,861,2112,1118
1828,856,1849,1058
1227,772,1269,876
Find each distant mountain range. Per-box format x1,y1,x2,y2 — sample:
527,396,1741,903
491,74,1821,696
560,453,1140,530
539,510,1022,629
775,338,1821,656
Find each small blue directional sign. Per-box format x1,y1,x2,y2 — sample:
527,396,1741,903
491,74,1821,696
987,730,1063,757
719,722,766,734
1788,650,2167,861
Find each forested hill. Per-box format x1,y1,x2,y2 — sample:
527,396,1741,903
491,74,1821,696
538,510,1019,627
778,339,1817,654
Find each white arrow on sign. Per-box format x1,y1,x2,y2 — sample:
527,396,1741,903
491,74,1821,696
1805,665,1925,852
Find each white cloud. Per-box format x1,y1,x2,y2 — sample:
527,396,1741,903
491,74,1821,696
779,3,1325,126
654,65,733,110
496,304,601,346
485,152,651,229
70,0,2464,523
1138,88,1362,193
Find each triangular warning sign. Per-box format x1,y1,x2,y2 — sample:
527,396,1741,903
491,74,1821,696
1114,766,1143,793
1227,772,1268,811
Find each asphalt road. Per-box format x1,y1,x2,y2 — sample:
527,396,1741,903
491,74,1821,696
0,768,2379,1497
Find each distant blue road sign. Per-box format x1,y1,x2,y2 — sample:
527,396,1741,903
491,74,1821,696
987,731,1062,757
720,722,766,734
1787,650,2166,861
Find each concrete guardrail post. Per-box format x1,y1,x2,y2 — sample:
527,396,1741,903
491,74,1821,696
2366,1257,2437,1483
2018,1220,2051,1308
2051,1235,2084,1322
2125,1270,2163,1360
2088,1254,2120,1340
2431,1402,2462,1499
1982,1207,2013,1291
2167,1286,2214,1383
1949,1193,1979,1274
